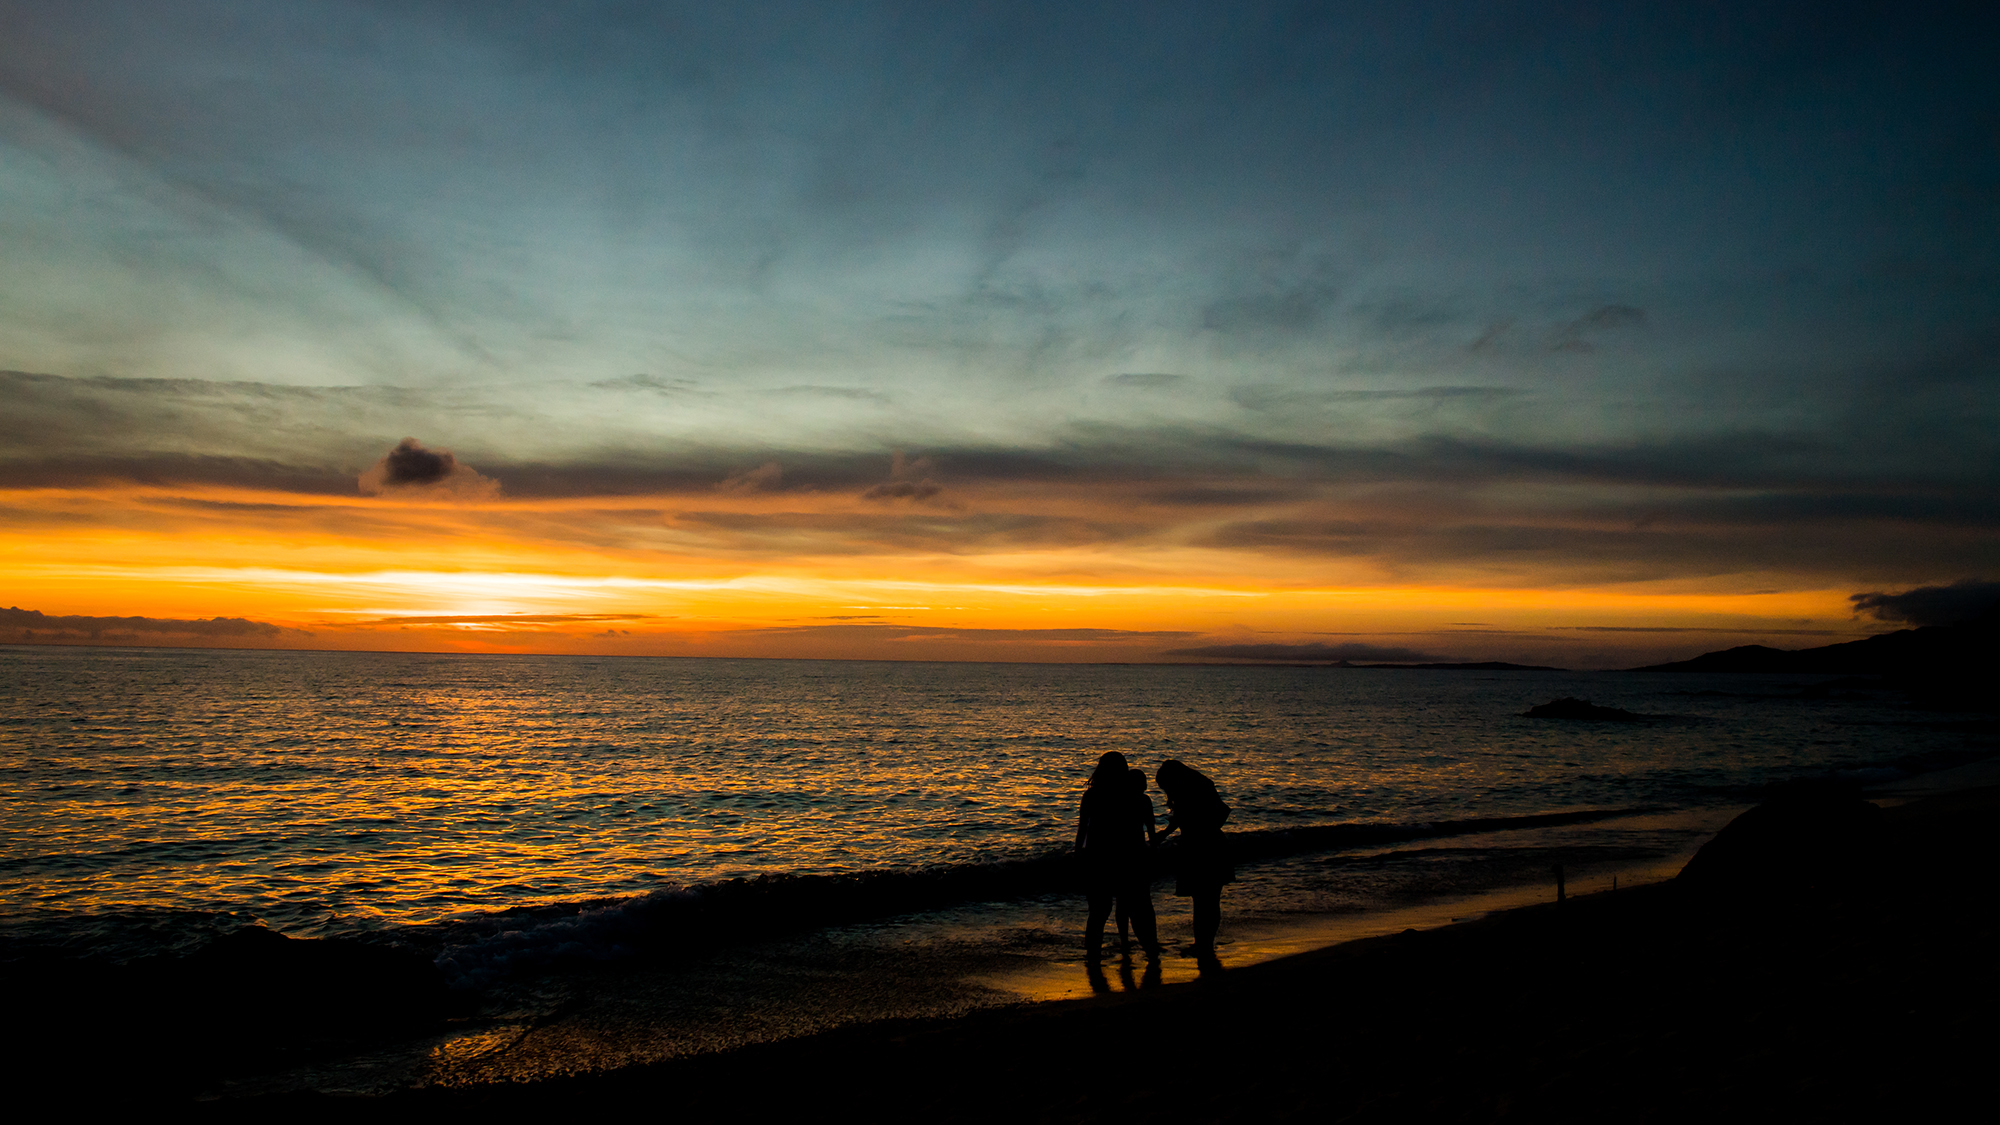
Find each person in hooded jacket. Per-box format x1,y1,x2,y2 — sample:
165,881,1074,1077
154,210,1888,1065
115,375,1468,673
1154,758,1233,956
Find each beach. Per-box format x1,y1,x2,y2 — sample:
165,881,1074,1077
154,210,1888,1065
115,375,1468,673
187,779,1995,1121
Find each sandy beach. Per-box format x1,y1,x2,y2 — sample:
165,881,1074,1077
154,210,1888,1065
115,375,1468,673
180,779,1994,1122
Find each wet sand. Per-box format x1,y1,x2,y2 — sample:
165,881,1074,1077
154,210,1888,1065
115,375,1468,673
229,783,1997,1121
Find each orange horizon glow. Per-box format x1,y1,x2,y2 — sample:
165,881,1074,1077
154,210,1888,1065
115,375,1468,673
1,477,1887,668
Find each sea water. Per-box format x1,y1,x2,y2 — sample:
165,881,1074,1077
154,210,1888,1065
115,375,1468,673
2,645,1991,1090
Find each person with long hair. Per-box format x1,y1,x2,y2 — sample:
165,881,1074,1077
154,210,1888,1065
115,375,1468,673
1113,767,1156,952
1154,758,1233,956
1074,750,1160,960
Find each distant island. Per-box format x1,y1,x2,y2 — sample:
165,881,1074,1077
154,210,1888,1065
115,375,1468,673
1343,660,1564,671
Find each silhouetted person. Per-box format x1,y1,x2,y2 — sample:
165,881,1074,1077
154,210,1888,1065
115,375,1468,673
1075,751,1161,960
1155,758,1233,957
1114,768,1159,951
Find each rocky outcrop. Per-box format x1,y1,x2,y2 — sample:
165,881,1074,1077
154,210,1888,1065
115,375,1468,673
1522,697,1653,721
1677,787,1885,899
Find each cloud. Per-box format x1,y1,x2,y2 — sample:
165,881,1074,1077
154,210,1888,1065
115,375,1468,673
1104,373,1186,388
1849,579,2000,626
0,452,357,494
353,614,657,626
1,605,298,640
1230,384,1520,413
719,461,783,492
1,361,1992,592
377,438,454,485
756,624,1198,642
358,438,499,499
1551,626,1848,635
1200,252,1342,336
862,480,943,501
1467,322,1513,351
673,510,1148,555
1550,304,1647,353
589,375,703,395
861,451,942,502
1162,641,1438,662
771,385,890,402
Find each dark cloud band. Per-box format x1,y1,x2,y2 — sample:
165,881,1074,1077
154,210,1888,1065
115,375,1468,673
1,605,296,639
1850,580,2000,627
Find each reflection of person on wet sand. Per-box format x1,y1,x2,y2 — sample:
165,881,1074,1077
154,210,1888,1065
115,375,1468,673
1155,759,1233,957
1075,751,1161,961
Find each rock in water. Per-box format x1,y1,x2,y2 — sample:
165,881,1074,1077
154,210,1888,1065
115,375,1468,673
172,925,450,1036
1523,697,1650,721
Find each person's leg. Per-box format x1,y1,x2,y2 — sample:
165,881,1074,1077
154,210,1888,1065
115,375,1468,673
1129,884,1161,956
1192,887,1220,951
1115,896,1131,950
1085,888,1113,958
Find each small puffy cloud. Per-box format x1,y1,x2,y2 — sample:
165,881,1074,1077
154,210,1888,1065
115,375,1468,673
719,461,783,492
379,438,454,485
862,451,941,502
1850,579,2000,627
359,438,499,499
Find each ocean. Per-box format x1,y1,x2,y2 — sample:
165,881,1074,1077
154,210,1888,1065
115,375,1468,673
3,644,1991,1094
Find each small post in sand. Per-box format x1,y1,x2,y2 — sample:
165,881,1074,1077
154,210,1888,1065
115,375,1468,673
1554,863,1566,904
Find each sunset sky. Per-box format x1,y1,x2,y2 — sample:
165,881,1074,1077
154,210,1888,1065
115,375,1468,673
2,1,1995,666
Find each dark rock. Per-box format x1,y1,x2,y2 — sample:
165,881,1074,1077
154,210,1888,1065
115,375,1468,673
10,926,454,1101
166,926,451,1035
1523,697,1650,721
1677,786,1885,898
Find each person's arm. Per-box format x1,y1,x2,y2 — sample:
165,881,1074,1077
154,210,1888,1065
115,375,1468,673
1074,792,1090,854
1142,798,1159,845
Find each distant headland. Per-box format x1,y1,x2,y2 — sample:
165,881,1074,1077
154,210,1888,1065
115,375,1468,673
1628,608,1996,711
1629,613,1997,675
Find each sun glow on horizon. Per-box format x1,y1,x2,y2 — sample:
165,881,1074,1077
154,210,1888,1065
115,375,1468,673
0,462,1926,667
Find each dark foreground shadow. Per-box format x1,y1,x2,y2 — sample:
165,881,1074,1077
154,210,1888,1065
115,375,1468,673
8,926,456,1102
337,783,2000,1123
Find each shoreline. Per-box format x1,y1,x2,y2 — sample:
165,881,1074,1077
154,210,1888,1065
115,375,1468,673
191,777,2000,1120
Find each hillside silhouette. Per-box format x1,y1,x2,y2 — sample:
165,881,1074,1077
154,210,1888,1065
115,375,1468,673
1631,608,1996,709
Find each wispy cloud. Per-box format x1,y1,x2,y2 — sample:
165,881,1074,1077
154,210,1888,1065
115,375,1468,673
349,613,659,627
1549,304,1646,353
1103,373,1187,389
718,461,783,493
861,452,943,503
1850,579,2000,626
